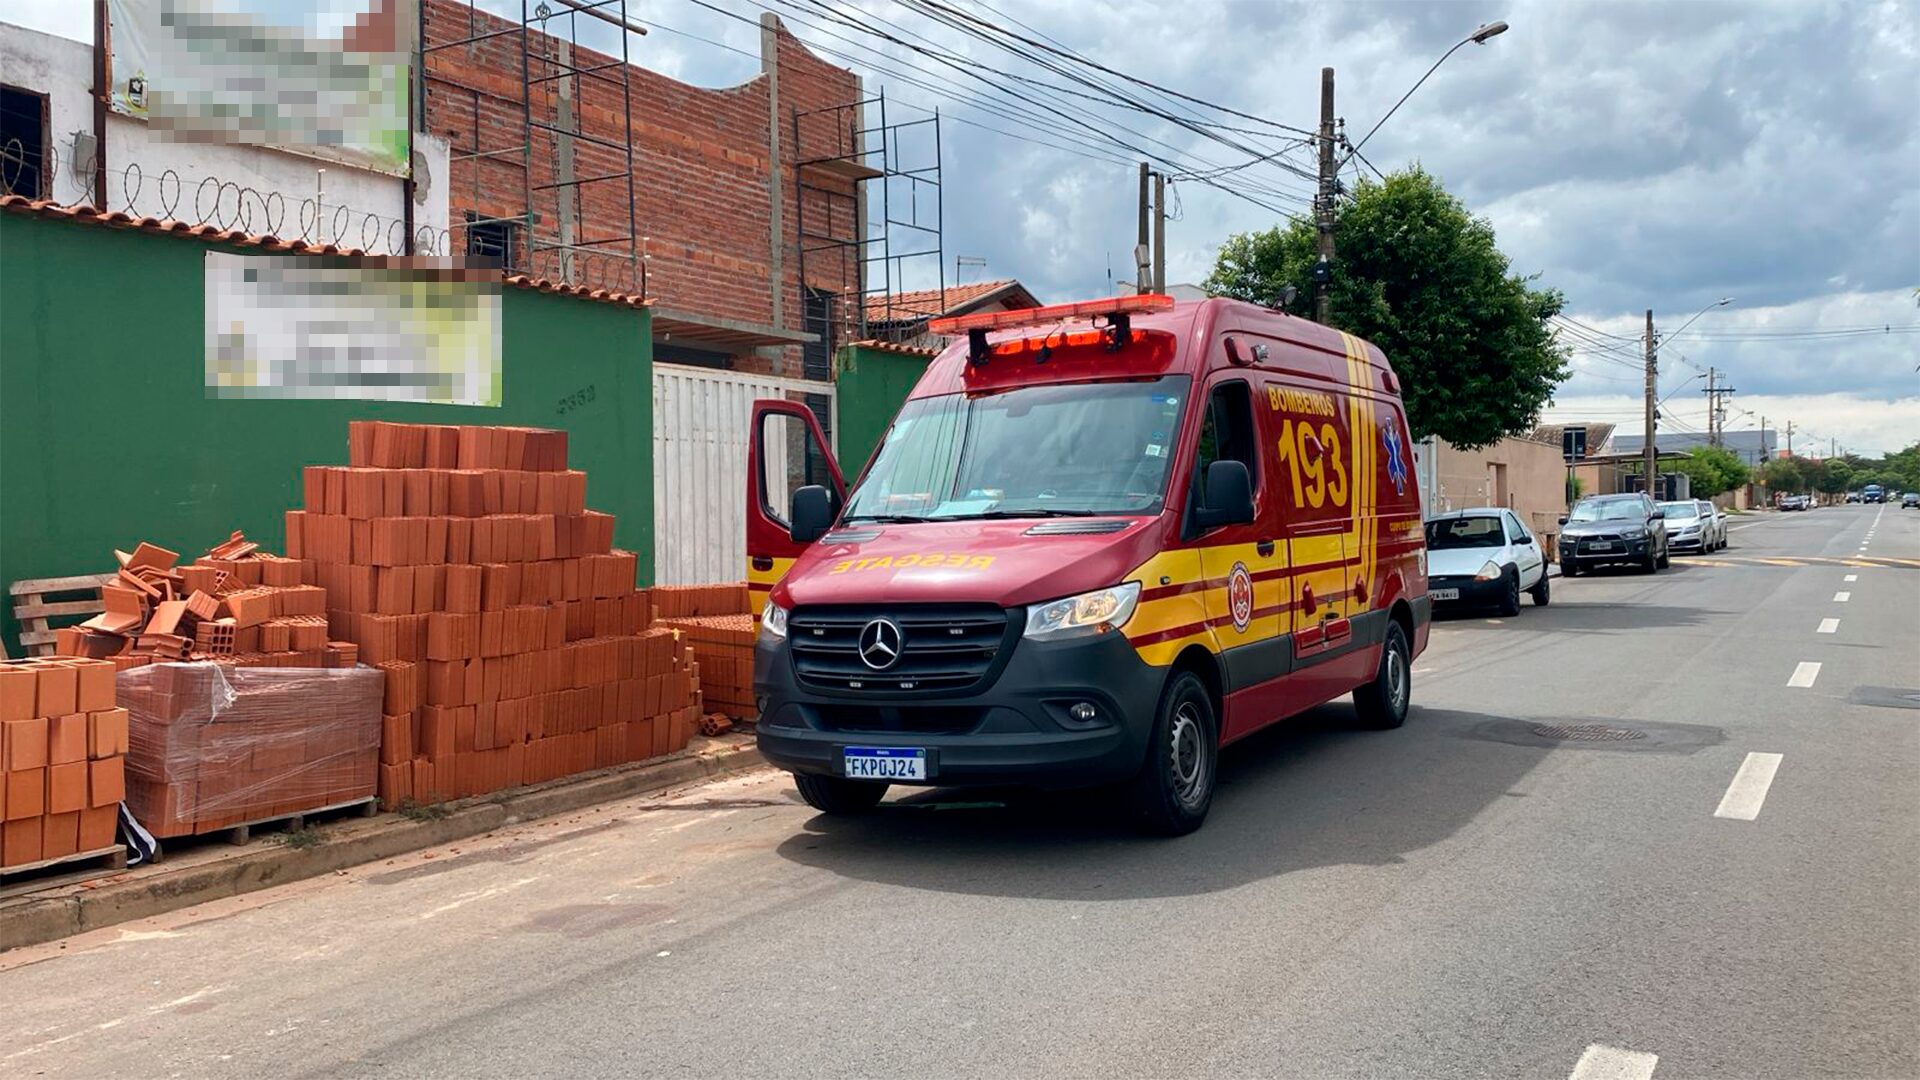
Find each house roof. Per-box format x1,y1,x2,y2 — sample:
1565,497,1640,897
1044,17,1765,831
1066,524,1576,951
865,279,1039,325
0,196,653,309
846,339,940,358
1531,421,1617,454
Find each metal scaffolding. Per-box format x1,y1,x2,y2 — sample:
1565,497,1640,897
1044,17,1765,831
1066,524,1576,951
793,89,945,345
423,0,642,292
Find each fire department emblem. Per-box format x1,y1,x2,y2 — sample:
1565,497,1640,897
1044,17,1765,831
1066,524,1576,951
1226,562,1255,633
1382,420,1409,496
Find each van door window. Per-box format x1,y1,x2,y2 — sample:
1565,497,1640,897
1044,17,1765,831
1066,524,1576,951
1190,381,1259,519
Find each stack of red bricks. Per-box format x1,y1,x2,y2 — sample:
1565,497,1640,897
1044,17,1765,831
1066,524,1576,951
118,663,381,838
291,421,701,808
0,659,127,868
57,534,356,670
651,584,756,719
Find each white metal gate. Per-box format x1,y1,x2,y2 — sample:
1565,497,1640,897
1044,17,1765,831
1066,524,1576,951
651,365,836,586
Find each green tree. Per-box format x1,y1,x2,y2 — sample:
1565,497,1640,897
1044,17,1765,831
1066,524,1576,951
1762,457,1805,493
1674,445,1751,498
1205,168,1570,450
1816,458,1854,495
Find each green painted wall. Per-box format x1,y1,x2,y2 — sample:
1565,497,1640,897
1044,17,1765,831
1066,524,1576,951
833,344,931,481
0,212,653,652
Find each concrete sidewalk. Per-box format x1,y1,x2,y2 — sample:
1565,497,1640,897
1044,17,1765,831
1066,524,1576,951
1,733,766,952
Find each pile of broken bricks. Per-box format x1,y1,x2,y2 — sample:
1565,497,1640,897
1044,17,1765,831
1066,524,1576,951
58,533,357,670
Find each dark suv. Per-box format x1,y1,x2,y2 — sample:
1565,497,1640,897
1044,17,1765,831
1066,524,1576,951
1558,493,1670,576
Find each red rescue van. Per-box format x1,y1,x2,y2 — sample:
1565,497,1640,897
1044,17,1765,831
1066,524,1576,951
746,294,1430,834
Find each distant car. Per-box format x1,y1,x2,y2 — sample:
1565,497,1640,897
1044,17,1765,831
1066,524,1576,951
1660,500,1725,553
1559,493,1670,575
1845,492,1862,503
1863,484,1885,504
1424,508,1550,615
1903,492,1919,509
1781,494,1811,511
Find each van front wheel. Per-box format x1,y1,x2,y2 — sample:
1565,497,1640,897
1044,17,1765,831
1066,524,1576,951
1127,670,1218,837
793,773,888,815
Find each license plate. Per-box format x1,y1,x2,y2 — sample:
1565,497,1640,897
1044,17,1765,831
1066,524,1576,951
844,747,927,781
1431,588,1460,601
1587,541,1614,551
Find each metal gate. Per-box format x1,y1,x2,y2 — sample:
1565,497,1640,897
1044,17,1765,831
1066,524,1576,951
652,365,837,586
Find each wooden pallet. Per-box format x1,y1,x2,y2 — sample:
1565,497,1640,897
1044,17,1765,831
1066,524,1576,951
0,844,129,882
149,795,379,862
8,573,114,657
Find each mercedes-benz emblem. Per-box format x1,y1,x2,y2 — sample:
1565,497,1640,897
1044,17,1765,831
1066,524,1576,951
857,618,903,670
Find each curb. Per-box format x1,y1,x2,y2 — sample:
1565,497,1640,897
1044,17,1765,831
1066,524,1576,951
2,739,768,952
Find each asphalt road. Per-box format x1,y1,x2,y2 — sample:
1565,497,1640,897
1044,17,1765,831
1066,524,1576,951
4,505,1916,1080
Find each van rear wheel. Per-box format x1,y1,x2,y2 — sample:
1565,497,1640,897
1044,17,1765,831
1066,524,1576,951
1126,670,1217,837
793,773,888,816
1354,621,1412,730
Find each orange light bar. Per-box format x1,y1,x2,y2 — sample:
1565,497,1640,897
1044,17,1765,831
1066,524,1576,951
928,293,1175,336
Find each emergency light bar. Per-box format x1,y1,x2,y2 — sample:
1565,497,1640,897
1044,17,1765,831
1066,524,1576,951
930,293,1176,365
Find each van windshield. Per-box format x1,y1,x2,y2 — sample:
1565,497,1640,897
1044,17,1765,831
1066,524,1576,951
843,377,1192,521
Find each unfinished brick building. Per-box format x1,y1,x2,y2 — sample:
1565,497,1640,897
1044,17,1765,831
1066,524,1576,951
421,0,933,378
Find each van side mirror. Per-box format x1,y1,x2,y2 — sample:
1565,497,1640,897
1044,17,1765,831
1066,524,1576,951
790,485,835,544
1193,460,1255,530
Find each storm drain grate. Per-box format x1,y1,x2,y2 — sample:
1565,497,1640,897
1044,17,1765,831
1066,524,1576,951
1531,722,1647,742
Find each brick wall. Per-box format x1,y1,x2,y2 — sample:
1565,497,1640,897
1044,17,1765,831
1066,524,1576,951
423,1,860,350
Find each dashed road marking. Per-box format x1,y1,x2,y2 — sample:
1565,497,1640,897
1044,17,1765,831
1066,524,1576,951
1715,752,1785,821
1817,618,1839,634
1569,1043,1659,1080
1788,661,1821,688
1844,574,1858,582
1834,591,1851,602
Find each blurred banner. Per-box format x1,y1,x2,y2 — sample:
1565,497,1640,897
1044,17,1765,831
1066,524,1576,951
206,253,502,406
109,0,414,177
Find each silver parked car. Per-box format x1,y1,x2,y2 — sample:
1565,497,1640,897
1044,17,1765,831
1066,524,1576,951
1661,500,1727,553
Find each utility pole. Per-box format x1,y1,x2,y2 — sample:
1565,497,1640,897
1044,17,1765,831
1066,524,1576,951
1643,309,1658,496
1152,171,1166,294
1136,162,1150,293
1314,67,1337,324
1785,420,1795,458
1760,415,1768,463
1702,366,1736,449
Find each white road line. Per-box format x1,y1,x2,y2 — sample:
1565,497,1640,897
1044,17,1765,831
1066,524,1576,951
1834,591,1851,602
1569,1043,1659,1080
1788,661,1821,688
1715,752,1785,821
1844,574,1858,582
1817,618,1839,634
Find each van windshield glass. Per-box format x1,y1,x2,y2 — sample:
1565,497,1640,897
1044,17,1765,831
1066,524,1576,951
842,377,1192,521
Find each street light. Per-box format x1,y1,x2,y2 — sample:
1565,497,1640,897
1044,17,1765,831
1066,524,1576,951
1666,296,1735,340
1344,21,1511,163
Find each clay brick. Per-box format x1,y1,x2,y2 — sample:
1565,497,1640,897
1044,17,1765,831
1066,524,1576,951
49,713,88,764
34,664,79,718
3,815,44,866
445,564,482,613
403,469,432,516
89,756,127,807
349,419,377,466
383,471,407,519
78,804,118,850
6,766,45,819
0,667,37,722
48,759,88,814
226,589,277,628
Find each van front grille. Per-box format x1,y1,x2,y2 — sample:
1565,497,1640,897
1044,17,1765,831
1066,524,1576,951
787,605,1011,694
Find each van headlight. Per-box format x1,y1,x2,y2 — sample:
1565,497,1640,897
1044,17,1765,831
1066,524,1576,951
1474,561,1504,581
760,600,789,639
1024,582,1141,641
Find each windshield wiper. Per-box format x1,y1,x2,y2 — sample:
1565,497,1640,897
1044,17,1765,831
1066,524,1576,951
841,514,933,524
935,508,1109,520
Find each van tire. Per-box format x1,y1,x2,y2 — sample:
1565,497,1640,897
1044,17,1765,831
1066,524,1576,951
1354,621,1412,730
1126,670,1217,837
793,773,888,816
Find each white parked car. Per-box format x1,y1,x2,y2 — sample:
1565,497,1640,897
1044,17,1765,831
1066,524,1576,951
1423,508,1550,616
1661,500,1727,553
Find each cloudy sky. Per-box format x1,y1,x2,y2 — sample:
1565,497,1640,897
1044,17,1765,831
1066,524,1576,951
16,0,1917,453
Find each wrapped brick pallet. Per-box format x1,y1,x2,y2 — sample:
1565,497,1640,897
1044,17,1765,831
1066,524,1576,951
119,664,382,838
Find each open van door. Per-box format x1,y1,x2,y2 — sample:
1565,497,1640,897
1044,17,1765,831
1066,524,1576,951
747,399,846,616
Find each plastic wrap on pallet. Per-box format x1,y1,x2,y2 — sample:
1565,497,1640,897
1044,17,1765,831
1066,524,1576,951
119,663,383,836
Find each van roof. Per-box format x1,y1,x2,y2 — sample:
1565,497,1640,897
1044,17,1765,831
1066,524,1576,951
907,296,1398,400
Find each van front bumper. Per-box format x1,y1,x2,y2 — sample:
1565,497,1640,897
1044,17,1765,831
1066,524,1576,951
753,627,1165,789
